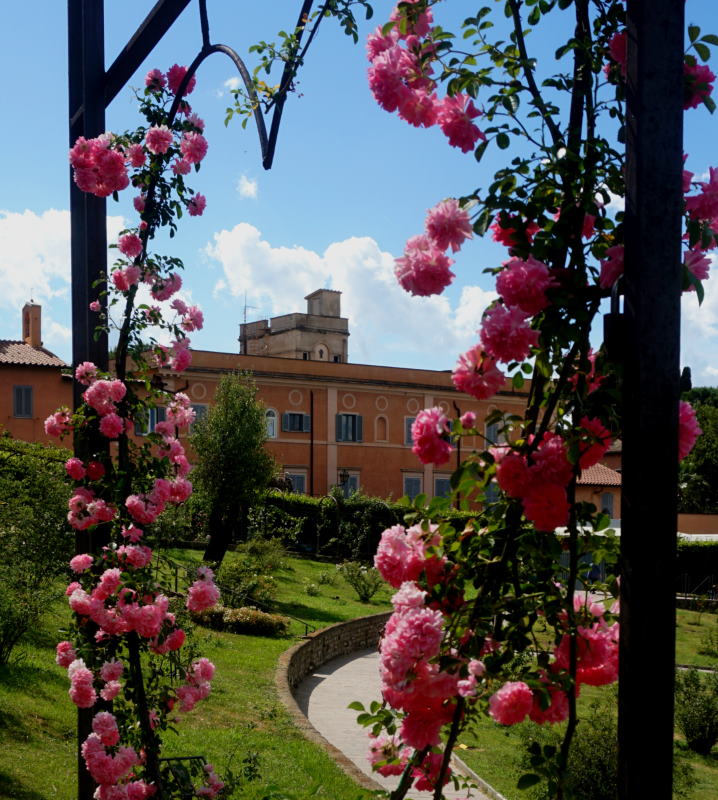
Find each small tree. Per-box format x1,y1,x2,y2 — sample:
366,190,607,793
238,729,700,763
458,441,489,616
191,372,276,565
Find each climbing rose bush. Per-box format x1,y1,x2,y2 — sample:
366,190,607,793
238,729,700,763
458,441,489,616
351,2,716,798
49,65,227,799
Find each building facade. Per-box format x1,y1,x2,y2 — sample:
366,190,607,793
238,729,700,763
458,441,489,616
0,302,71,443
158,349,528,501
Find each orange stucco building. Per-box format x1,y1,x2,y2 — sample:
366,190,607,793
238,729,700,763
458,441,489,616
0,302,72,443
3,294,625,511
157,348,528,500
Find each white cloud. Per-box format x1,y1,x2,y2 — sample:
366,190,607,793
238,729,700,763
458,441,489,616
0,208,124,356
205,223,494,367
682,255,718,385
237,174,258,199
215,76,242,98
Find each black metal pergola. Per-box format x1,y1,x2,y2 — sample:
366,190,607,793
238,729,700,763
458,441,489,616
68,1,686,798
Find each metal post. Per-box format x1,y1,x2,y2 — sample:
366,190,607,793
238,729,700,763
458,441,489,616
619,1,684,797
68,5,108,796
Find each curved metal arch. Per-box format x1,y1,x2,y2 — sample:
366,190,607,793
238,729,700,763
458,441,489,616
167,42,270,163
166,0,316,169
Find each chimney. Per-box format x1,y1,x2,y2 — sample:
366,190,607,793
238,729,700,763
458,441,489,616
22,302,42,348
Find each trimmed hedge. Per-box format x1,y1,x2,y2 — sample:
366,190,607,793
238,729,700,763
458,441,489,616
677,540,718,593
190,604,289,637
250,490,478,562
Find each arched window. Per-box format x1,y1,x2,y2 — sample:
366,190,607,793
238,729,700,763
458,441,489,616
265,408,277,438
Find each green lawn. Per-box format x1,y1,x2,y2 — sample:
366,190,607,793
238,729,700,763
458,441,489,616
2,551,718,800
0,551,390,800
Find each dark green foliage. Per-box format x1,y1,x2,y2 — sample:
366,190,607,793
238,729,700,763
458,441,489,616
679,402,718,513
249,490,476,562
190,604,289,637
676,540,718,592
0,438,72,664
337,561,385,603
521,690,695,799
675,667,718,755
190,372,276,564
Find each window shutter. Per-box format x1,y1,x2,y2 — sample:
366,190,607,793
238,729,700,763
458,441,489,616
405,417,414,444
336,414,343,442
13,386,32,418
282,413,290,432
356,415,363,442
303,414,311,433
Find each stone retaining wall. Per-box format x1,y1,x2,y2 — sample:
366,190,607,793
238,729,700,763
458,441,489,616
280,612,391,690
275,612,390,792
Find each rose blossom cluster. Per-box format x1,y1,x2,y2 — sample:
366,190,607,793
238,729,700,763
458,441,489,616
69,134,130,198
372,527,458,784
495,416,612,531
394,198,472,296
411,406,453,465
367,4,485,152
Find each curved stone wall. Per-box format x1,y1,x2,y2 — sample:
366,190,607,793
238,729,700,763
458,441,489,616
275,612,390,792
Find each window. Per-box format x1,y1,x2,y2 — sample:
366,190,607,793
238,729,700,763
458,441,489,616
485,481,500,504
12,386,32,418
134,406,166,436
403,475,422,501
338,472,360,498
336,413,363,442
286,472,306,494
190,404,208,434
302,352,310,360
333,355,341,363
601,492,615,518
434,477,451,499
265,408,277,438
405,417,416,445
282,412,311,432
485,416,508,445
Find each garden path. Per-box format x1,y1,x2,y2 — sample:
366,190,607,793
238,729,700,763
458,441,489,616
296,648,499,800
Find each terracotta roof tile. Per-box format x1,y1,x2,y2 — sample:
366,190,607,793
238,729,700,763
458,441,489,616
577,462,622,486
0,340,68,368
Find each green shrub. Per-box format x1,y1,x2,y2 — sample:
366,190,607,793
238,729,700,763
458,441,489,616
304,581,320,597
217,558,277,608
337,561,384,603
238,536,287,573
676,667,718,755
521,689,695,799
0,439,72,663
317,570,338,587
699,625,718,657
190,604,289,637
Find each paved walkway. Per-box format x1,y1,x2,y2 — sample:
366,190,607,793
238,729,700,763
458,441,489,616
295,648,496,799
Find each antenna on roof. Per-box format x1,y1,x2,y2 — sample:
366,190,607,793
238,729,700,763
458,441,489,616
243,292,257,324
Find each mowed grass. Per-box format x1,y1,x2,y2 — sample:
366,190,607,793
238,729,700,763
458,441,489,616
0,551,391,800
4,549,718,800
456,609,718,800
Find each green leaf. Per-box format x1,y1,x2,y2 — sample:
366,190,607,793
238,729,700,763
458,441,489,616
528,6,540,25
694,42,711,62
496,132,510,149
704,94,717,114
512,373,525,389
517,774,541,790
347,701,365,711
688,25,701,43
474,139,489,163
700,34,718,46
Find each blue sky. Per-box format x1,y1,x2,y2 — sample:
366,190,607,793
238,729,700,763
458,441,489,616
1,1,717,382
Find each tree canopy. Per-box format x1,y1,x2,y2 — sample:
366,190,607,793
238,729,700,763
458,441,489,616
190,372,276,563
